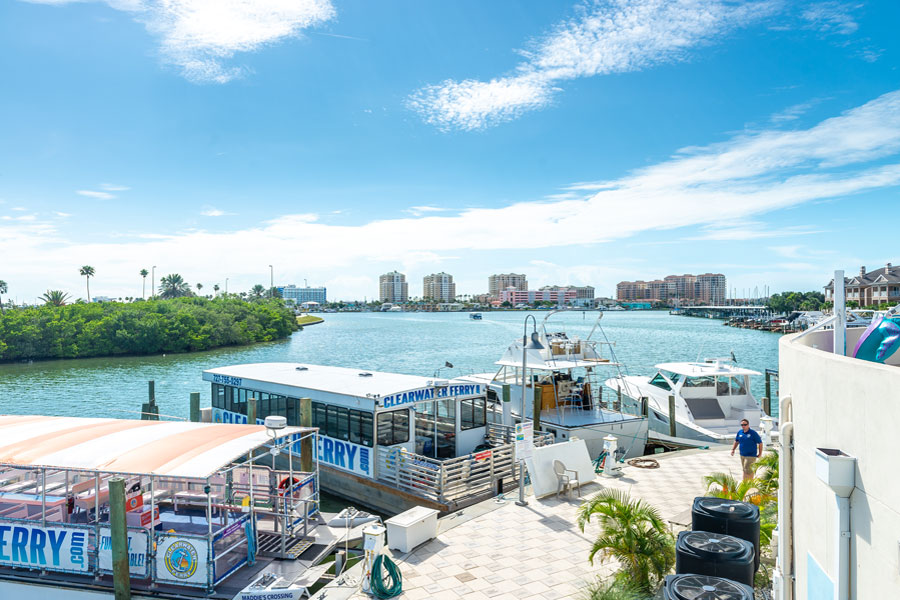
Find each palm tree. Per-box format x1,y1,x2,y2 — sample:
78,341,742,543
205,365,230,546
140,269,149,299
196,283,203,295
703,471,776,545
79,265,95,302
577,489,675,592
251,284,266,298
0,280,6,313
40,290,70,306
753,449,779,496
213,284,220,297
158,273,192,299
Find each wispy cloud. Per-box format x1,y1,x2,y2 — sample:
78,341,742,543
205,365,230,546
801,1,859,35
200,207,234,217
689,222,824,241
408,0,778,130
23,0,336,83
76,190,116,200
404,206,450,216
8,90,900,298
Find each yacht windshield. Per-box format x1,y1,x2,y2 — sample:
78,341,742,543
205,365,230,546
716,376,748,395
649,372,674,390
683,376,715,388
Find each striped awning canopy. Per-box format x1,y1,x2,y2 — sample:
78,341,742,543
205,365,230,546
0,415,312,479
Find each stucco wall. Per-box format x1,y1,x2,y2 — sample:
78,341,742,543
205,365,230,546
779,329,900,598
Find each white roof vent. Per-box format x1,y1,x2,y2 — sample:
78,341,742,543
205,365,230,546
432,379,449,387
295,366,308,371
358,372,373,377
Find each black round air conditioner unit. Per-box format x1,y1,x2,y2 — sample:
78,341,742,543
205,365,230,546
691,496,761,570
675,530,755,586
663,574,754,600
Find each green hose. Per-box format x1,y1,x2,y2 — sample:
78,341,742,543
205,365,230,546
370,554,403,599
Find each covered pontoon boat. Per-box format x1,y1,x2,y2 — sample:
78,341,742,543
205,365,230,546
0,415,350,599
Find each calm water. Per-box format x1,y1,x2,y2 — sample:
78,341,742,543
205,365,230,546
0,311,780,419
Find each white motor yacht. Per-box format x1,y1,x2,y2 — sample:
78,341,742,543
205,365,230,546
605,359,766,445
460,312,649,460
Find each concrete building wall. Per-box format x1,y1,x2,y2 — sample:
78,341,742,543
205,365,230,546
779,329,900,599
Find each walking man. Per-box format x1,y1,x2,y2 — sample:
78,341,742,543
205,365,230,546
731,419,763,481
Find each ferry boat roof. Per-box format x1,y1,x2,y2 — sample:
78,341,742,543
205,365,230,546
0,415,310,479
204,362,462,400
655,362,761,377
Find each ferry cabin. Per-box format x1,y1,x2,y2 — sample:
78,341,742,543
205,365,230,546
203,363,521,515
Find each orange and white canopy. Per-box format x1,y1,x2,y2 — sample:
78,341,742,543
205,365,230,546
0,415,312,479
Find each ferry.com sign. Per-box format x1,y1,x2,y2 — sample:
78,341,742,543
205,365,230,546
0,523,89,573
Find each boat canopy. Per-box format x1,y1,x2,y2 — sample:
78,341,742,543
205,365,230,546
655,362,761,377
0,415,311,479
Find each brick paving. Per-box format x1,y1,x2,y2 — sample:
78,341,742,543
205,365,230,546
345,446,738,599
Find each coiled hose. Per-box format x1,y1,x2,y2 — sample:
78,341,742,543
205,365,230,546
370,554,402,598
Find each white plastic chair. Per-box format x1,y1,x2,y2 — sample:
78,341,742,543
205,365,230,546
553,460,580,500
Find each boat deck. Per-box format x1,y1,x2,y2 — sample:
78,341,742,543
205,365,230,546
539,406,642,428
316,446,740,600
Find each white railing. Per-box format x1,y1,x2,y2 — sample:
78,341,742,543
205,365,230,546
374,423,554,508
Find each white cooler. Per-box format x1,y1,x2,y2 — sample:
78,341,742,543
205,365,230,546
384,506,439,553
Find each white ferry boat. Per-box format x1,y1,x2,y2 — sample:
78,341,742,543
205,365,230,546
0,414,363,599
203,363,551,516
459,313,649,461
605,359,767,444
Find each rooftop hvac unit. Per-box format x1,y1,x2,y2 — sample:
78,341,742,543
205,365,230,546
675,531,755,586
691,496,761,571
663,574,754,600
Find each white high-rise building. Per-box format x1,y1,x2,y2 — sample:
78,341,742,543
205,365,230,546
379,271,408,303
423,272,456,302
488,273,527,297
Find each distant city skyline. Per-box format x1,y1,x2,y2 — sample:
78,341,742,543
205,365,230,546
2,1,899,302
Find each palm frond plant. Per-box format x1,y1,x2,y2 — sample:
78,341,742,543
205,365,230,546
576,489,675,593
754,449,779,495
40,290,71,306
704,471,776,545
158,273,192,299
79,265,95,302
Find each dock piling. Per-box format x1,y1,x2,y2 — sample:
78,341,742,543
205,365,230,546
616,386,622,412
668,395,677,438
763,396,772,417
141,380,159,420
247,397,257,424
109,477,131,600
532,387,542,432
189,392,200,422
300,397,313,473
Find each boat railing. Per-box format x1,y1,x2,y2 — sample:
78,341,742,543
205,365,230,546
373,424,554,509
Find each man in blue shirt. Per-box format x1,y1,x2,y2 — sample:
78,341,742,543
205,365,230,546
731,419,763,481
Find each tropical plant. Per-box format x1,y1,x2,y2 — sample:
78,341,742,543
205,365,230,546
577,489,675,592
196,283,203,294
158,273,192,299
703,471,776,545
581,578,646,600
754,449,779,495
0,280,6,313
140,269,149,299
79,265,95,302
251,284,266,298
40,290,71,306
213,284,220,296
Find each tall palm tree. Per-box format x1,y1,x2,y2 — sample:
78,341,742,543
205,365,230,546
140,269,149,299
196,283,203,295
0,280,6,313
158,273,192,299
251,284,266,298
213,284,220,297
577,489,675,592
79,265,95,302
40,290,70,306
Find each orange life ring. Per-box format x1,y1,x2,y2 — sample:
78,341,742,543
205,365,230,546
278,476,300,497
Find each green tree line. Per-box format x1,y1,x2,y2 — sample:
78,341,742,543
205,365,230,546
766,290,825,313
0,297,298,361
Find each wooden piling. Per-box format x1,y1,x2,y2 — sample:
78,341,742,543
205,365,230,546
533,386,542,432
300,397,313,473
763,396,772,417
668,395,677,437
109,477,131,600
189,392,200,422
247,397,257,425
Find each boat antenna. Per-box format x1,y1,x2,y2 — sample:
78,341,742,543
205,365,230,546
730,350,737,364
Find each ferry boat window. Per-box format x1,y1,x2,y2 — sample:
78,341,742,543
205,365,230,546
349,411,374,447
311,402,373,446
730,377,747,395
377,409,410,446
327,406,350,441
649,373,672,391
683,376,715,388
461,397,487,430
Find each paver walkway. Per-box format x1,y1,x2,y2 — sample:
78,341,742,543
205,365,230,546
341,446,739,599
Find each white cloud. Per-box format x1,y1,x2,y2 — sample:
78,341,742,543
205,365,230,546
7,90,900,299
689,222,824,241
404,206,450,216
409,0,777,130
76,190,115,200
802,2,859,35
200,207,234,217
23,0,336,83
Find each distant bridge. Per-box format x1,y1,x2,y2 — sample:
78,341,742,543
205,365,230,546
670,305,771,319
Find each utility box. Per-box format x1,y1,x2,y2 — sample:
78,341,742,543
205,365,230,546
384,506,439,553
815,448,856,497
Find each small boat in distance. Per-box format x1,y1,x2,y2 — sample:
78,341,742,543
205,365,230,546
469,312,483,320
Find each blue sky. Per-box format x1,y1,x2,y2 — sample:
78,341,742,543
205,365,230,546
2,0,899,302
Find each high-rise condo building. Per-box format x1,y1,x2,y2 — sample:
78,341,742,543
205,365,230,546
488,273,528,297
423,272,456,302
379,271,408,303
616,273,726,305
